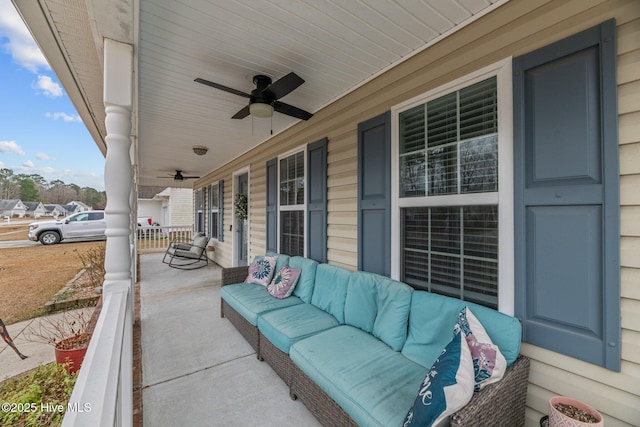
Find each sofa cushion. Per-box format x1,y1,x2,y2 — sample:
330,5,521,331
372,276,413,351
220,283,303,326
344,272,413,351
266,252,289,273
402,292,522,369
266,265,301,299
344,272,377,333
245,255,278,286
403,329,475,427
290,326,427,427
288,256,318,303
258,304,339,353
310,264,351,323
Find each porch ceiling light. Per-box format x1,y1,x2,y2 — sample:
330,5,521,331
192,145,209,156
249,102,274,118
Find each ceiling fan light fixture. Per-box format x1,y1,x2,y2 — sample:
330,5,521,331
249,102,273,118
192,145,208,156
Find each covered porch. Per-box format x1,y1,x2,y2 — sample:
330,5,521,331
10,0,640,425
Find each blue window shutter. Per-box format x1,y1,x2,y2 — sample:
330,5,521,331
357,112,391,277
307,138,328,263
218,180,224,242
513,20,620,371
266,158,278,253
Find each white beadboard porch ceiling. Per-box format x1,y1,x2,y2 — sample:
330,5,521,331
135,0,504,187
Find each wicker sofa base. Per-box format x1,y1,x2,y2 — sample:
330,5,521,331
290,361,358,427
290,353,530,427
221,299,260,357
259,333,293,386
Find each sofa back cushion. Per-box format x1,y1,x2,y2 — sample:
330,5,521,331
344,272,413,351
288,256,318,303
310,264,351,323
401,291,522,369
266,252,290,273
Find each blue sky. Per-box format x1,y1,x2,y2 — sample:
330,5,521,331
0,0,105,190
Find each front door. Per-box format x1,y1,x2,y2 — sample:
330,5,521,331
235,172,249,266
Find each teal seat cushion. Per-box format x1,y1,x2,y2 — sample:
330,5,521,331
402,291,522,369
258,304,339,353
289,256,318,303
220,283,303,326
344,272,413,351
310,264,351,323
290,326,426,427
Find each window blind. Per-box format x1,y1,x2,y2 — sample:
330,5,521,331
399,76,498,198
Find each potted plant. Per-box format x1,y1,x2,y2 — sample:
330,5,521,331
547,396,603,426
26,309,92,373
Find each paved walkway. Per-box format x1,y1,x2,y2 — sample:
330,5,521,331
0,308,91,382
140,253,320,427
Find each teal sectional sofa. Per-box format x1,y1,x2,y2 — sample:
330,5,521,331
220,254,530,427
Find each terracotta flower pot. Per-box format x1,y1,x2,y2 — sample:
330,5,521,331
548,396,603,427
54,335,89,373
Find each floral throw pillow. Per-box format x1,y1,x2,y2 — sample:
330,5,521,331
266,265,301,299
244,255,278,286
403,329,475,426
457,307,507,392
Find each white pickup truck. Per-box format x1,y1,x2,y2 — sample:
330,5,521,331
28,211,107,245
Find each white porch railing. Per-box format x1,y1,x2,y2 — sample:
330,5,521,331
136,225,194,252
62,283,132,427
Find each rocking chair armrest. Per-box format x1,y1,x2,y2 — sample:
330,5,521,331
221,266,249,286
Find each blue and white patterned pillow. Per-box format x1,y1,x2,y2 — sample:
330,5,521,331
457,307,507,392
403,329,475,427
244,255,278,286
266,265,301,299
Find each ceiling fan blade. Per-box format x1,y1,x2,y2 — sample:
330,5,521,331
182,176,201,179
263,72,304,100
232,105,251,119
274,101,313,120
194,78,251,98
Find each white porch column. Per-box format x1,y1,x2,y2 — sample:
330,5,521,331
103,38,133,427
104,38,134,293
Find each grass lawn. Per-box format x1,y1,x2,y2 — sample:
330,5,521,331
0,222,105,325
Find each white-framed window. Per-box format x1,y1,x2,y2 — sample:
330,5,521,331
195,187,205,233
391,59,513,313
278,149,306,257
209,182,220,240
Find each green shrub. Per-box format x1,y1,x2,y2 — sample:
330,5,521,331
0,363,77,426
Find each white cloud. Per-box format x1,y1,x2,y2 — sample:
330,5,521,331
0,1,49,73
0,140,26,156
0,161,4,168
45,112,81,122
36,152,54,161
23,160,34,167
34,74,63,97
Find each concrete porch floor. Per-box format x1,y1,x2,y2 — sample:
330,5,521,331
140,252,321,427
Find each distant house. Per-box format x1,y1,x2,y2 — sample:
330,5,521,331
137,186,193,227
60,204,82,215
0,199,27,218
44,204,74,217
23,201,46,218
69,201,91,211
